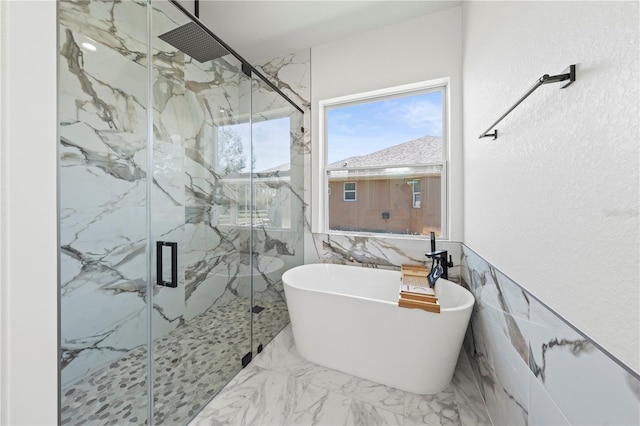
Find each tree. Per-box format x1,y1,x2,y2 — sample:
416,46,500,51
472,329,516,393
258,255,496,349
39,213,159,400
218,127,246,174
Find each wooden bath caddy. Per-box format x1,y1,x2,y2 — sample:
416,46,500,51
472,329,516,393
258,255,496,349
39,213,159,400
398,264,440,313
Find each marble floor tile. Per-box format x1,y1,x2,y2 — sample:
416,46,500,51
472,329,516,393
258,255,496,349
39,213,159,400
253,325,321,384
285,384,353,426
405,388,461,425
251,324,296,370
189,365,270,426
309,366,365,397
456,348,471,366
193,325,492,426
452,361,493,426
238,370,309,425
351,378,407,415
344,399,404,426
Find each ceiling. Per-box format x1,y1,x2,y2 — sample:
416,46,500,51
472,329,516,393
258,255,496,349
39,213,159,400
196,1,462,64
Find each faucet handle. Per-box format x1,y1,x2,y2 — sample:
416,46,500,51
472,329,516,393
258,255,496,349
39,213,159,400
426,250,446,258
446,254,454,267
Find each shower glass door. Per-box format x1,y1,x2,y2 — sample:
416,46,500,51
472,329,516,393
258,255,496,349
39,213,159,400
250,76,305,351
59,1,304,424
58,1,150,424
149,2,252,423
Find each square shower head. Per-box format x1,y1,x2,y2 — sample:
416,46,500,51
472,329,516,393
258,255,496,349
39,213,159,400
158,21,230,63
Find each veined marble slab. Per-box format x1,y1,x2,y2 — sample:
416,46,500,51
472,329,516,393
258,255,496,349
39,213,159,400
461,244,640,426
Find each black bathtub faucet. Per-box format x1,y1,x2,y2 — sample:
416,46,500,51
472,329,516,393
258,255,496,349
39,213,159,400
425,231,454,286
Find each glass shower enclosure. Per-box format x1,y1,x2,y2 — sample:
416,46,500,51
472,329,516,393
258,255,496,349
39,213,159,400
58,1,304,424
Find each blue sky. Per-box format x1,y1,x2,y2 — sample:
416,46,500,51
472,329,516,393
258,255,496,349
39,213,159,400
327,91,442,164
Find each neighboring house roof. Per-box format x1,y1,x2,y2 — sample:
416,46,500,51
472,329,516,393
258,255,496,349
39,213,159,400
327,135,443,169
252,135,442,175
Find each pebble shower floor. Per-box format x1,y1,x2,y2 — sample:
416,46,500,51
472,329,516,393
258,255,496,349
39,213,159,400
61,296,288,425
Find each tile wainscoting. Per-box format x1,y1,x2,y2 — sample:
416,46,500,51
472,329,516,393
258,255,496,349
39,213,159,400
461,244,640,425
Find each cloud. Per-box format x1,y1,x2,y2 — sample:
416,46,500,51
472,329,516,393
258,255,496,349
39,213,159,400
397,101,443,135
326,91,443,162
379,93,443,136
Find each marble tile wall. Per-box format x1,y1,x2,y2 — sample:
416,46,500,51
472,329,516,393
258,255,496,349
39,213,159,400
255,50,312,235
59,0,151,385
461,244,640,425
59,0,305,390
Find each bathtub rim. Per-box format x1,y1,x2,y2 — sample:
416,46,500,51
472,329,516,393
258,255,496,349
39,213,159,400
282,263,474,313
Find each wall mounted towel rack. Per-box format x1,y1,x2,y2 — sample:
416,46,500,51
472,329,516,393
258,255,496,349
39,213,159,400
479,64,576,140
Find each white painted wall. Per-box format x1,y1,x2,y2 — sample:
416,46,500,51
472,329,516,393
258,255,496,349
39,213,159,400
310,6,463,244
0,1,3,421
0,1,58,424
462,1,639,372
176,0,196,17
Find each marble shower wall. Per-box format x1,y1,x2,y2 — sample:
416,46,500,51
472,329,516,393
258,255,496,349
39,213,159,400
59,0,305,387
59,0,151,386
461,245,640,425
255,50,312,236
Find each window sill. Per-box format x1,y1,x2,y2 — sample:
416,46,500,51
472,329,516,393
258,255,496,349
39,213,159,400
317,229,452,242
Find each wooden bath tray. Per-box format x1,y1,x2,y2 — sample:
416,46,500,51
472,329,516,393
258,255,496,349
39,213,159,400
400,264,428,287
398,264,440,313
398,297,440,313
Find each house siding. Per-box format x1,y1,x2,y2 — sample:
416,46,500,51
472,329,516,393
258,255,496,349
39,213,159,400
328,176,441,235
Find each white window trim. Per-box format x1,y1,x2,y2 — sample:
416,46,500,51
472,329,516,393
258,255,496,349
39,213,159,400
315,78,450,238
214,174,293,230
343,182,357,201
407,179,421,209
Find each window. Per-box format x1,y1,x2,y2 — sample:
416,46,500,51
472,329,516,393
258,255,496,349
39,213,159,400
343,182,356,201
214,118,292,229
407,179,421,208
318,79,448,237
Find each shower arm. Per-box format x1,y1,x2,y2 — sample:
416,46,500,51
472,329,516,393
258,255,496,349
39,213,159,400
167,0,304,115
479,65,576,140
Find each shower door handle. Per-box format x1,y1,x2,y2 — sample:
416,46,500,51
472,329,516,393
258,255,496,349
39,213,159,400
156,241,178,288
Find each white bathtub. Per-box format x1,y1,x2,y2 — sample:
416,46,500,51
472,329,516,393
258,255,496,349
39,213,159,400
282,263,474,394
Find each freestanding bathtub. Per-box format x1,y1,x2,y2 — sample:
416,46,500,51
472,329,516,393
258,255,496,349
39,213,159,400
282,263,474,394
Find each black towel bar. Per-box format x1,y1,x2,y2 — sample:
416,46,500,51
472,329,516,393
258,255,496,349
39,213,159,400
479,64,576,140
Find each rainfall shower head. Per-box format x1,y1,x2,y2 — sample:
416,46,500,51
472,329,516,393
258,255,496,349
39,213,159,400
158,21,230,63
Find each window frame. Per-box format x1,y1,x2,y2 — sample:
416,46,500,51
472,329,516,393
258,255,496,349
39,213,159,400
343,182,357,202
406,179,421,209
214,173,292,229
316,78,450,239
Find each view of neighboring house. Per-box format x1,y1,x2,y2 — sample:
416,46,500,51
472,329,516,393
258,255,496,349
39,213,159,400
217,164,292,229
327,135,443,236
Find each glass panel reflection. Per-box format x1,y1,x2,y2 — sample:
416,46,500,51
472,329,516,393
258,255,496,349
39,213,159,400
58,0,149,424
150,1,251,424
59,1,305,424
250,76,305,353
